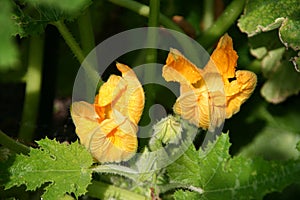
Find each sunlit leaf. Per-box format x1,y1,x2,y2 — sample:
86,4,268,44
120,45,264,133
4,138,93,199
174,190,200,200
167,133,300,199
238,0,300,50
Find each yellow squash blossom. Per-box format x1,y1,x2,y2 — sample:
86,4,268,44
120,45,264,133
71,63,145,163
162,34,257,130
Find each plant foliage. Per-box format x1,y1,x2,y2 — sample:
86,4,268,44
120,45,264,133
1,0,300,199
3,138,93,199
168,133,300,200
238,0,300,103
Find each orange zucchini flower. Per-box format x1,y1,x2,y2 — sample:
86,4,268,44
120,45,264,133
163,34,257,130
71,63,145,163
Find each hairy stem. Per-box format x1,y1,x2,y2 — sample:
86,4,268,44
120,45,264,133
202,0,214,30
77,9,95,55
145,0,160,80
52,20,101,100
52,21,86,64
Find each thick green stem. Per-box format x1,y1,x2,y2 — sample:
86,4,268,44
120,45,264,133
148,0,160,28
0,130,30,154
77,9,95,55
52,20,101,99
197,0,246,49
202,0,214,30
108,0,183,32
145,0,160,81
87,181,148,200
52,21,86,64
18,35,44,142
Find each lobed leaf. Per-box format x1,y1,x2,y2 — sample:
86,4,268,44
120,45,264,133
238,96,300,160
260,58,300,104
238,0,300,50
248,31,300,103
174,190,200,200
12,0,91,37
167,133,300,199
4,138,93,199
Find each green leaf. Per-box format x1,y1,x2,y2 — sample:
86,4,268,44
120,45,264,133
238,96,300,160
248,31,300,103
238,0,300,50
239,127,300,160
0,147,12,162
167,133,300,199
260,59,300,103
12,0,91,37
0,0,19,68
174,190,200,200
25,0,92,22
297,141,300,152
4,138,93,199
26,0,92,14
294,56,300,71
277,16,300,51
12,4,48,37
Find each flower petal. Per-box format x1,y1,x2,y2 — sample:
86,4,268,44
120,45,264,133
225,70,257,118
70,101,99,146
201,71,226,130
207,90,226,131
163,48,203,85
71,63,144,163
174,84,210,129
115,63,145,125
94,63,145,125
96,75,127,107
88,118,138,163
210,34,238,80
71,101,138,163
162,34,256,130
94,75,127,121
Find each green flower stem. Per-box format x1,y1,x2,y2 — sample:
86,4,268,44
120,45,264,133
18,35,44,142
52,20,101,99
0,130,30,154
77,9,95,55
197,0,246,49
52,21,85,64
145,0,160,82
87,181,148,200
148,0,160,28
202,0,214,30
108,0,183,32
